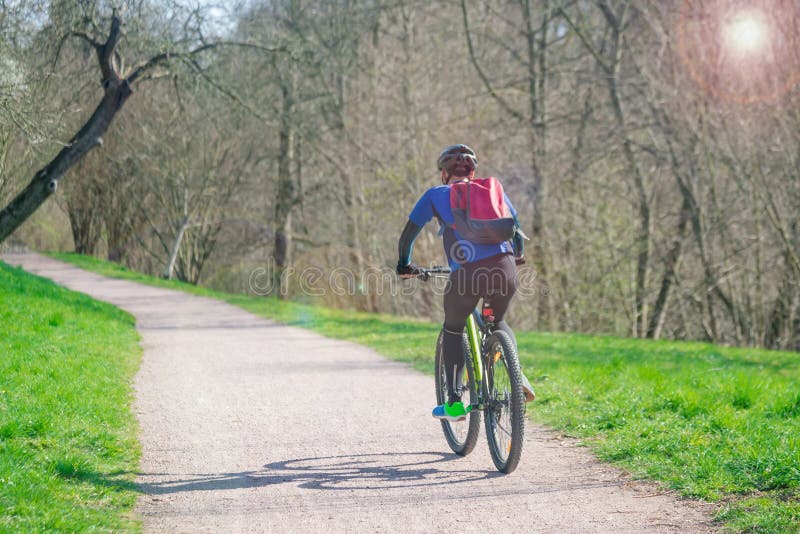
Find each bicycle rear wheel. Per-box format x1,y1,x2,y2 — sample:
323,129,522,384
435,330,481,456
483,330,525,473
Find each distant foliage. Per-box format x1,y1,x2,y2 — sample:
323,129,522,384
3,0,799,349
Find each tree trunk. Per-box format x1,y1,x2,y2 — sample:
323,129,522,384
0,81,132,242
523,0,552,329
164,216,189,280
600,1,651,337
647,196,690,338
67,205,102,255
273,79,295,299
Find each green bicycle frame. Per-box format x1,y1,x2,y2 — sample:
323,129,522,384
466,313,483,384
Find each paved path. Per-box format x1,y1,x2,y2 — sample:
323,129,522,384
4,252,717,533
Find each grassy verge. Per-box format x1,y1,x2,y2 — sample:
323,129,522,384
51,252,800,532
0,261,142,532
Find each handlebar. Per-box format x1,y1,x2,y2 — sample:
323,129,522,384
416,266,451,281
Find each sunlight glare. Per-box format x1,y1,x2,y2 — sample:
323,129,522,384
725,12,768,54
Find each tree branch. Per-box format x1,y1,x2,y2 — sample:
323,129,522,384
557,7,610,73
125,41,286,86
98,14,124,85
461,0,525,122
596,0,619,30
125,44,213,85
181,56,271,122
70,30,102,51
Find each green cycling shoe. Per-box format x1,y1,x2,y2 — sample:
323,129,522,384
432,401,469,422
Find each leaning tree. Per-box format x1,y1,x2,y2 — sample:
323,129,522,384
0,4,280,243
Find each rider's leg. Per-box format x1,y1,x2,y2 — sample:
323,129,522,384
442,267,479,404
482,254,535,400
479,254,517,342
440,254,517,405
471,254,518,349
441,327,467,403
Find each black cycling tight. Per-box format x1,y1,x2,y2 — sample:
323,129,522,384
441,254,517,403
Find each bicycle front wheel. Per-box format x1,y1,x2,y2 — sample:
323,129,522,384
435,330,481,456
483,330,526,473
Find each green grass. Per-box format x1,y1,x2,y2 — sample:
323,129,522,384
51,252,800,532
0,261,142,532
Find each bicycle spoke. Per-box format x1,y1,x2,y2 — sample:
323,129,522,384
483,331,526,473
495,420,512,437
487,345,515,463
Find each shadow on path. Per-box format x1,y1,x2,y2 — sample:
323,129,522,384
136,451,503,494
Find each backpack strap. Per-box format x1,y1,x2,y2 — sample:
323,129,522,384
431,203,447,236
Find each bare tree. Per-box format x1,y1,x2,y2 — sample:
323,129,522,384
0,5,278,244
461,0,561,328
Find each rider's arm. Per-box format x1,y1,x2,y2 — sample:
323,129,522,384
397,188,436,270
398,219,423,268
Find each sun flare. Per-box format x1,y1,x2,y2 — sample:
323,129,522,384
724,11,768,54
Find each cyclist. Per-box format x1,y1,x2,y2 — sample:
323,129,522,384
397,144,525,422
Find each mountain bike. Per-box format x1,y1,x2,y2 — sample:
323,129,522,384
416,266,528,474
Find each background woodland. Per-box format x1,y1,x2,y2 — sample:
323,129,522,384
2,0,799,350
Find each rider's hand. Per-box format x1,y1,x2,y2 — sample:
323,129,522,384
397,262,423,278
514,255,526,266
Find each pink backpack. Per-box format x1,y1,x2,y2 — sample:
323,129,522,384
450,177,516,244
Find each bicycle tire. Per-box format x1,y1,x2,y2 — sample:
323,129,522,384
483,330,526,473
435,330,481,456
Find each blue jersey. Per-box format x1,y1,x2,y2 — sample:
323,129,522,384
408,185,517,271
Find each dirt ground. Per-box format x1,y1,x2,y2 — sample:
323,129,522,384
5,252,718,533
